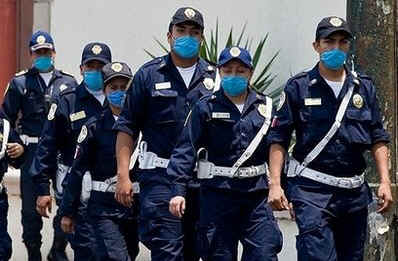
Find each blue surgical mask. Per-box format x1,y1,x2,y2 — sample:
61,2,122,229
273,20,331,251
320,48,347,70
84,71,103,91
33,56,53,72
221,76,248,97
107,90,126,108
172,36,200,59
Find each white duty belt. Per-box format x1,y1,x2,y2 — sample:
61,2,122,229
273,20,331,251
20,134,39,145
287,75,362,189
287,158,364,189
138,141,169,169
91,176,140,194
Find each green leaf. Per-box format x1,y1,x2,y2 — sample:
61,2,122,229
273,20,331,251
154,37,169,53
252,34,269,70
236,22,247,47
225,28,233,48
253,50,279,86
143,49,157,59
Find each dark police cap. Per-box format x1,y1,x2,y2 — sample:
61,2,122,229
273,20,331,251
316,16,352,40
102,62,133,83
81,42,112,65
218,47,253,69
171,7,204,29
29,31,55,51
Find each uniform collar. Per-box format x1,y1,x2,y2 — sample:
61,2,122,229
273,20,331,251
214,87,260,116
159,54,214,90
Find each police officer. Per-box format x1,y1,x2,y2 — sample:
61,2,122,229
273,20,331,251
114,7,216,261
1,30,77,261
59,62,139,261
168,47,282,261
0,117,25,260
31,42,112,261
268,17,393,261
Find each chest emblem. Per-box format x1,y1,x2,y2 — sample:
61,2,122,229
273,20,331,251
77,125,88,143
203,78,215,90
47,103,57,120
352,94,364,109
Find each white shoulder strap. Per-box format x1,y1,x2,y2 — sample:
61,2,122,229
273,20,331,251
213,68,221,93
230,96,273,174
302,80,356,167
0,119,10,159
129,132,142,170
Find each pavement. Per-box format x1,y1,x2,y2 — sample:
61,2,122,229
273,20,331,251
4,170,298,261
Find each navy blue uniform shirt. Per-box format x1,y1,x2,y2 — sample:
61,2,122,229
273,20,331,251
168,88,273,196
113,54,216,185
31,83,105,195
60,107,128,217
1,68,77,137
268,64,390,177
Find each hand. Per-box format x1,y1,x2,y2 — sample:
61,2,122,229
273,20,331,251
36,195,52,218
114,176,133,207
61,216,75,234
169,196,186,218
7,143,24,158
268,184,289,211
377,182,393,213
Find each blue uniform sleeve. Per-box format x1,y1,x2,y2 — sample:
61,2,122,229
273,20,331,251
368,82,390,144
59,125,92,217
167,104,205,197
31,97,67,196
1,79,23,127
268,81,297,150
113,69,148,139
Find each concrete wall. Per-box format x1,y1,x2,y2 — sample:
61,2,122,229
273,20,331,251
48,0,346,89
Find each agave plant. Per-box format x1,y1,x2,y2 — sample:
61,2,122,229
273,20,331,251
144,21,280,96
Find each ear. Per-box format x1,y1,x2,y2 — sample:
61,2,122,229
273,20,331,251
248,70,254,82
167,31,172,46
80,65,84,76
51,50,56,59
312,41,321,54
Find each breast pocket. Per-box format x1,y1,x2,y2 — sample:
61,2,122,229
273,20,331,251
344,109,372,144
150,89,178,124
208,118,237,150
299,106,330,124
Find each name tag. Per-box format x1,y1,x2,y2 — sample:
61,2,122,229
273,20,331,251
155,82,171,90
212,112,230,119
304,98,322,106
70,111,86,122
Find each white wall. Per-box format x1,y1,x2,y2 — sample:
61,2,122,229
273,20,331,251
50,0,346,90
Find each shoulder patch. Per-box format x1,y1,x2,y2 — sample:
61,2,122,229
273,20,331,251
277,91,286,111
291,71,308,80
3,82,10,97
47,103,57,120
15,70,27,77
59,84,68,92
203,78,215,90
77,125,88,143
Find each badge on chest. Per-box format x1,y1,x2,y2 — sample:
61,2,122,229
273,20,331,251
304,98,322,106
212,112,230,119
155,82,171,90
70,111,86,122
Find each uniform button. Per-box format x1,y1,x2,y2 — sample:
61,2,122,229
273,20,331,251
336,139,340,144
241,132,246,137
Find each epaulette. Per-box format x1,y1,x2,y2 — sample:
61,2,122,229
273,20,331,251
60,70,75,78
14,70,28,77
141,56,164,70
291,71,308,80
59,87,75,97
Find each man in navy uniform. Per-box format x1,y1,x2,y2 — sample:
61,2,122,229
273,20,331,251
168,46,283,261
31,42,112,261
1,30,77,261
268,16,393,261
59,62,140,261
114,7,216,261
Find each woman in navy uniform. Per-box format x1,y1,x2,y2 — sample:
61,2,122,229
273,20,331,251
168,47,283,261
0,117,25,260
59,62,139,261
268,17,392,261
